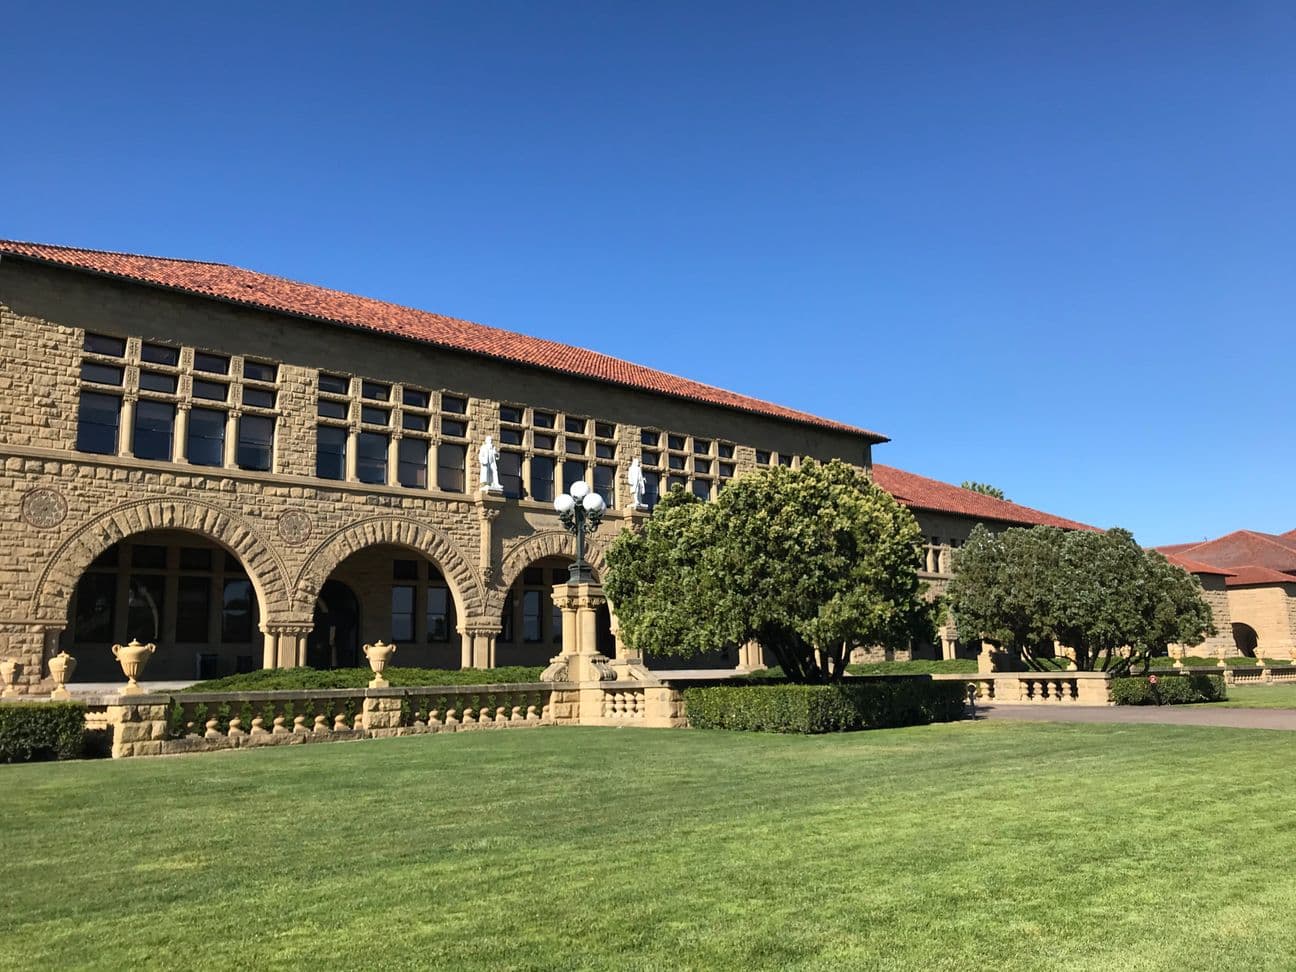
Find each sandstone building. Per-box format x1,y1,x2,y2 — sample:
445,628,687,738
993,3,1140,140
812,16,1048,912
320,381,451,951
0,241,1092,693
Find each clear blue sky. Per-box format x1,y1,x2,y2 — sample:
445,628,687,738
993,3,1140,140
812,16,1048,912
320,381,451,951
4,2,1292,546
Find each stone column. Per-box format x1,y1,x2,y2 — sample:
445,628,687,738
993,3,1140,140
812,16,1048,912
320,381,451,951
173,403,190,463
737,640,764,671
224,411,240,467
261,624,312,669
118,393,137,457
542,582,613,682
462,625,501,669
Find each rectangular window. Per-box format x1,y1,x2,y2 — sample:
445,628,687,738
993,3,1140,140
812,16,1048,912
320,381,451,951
237,414,274,472
668,475,687,493
533,432,556,451
442,419,468,438
362,380,390,401
402,413,429,432
552,602,563,644
499,427,523,446
318,399,348,419
394,559,419,580
391,586,415,642
756,450,771,465
139,371,177,393
499,451,523,499
692,480,711,501
594,465,615,508
319,373,349,394
187,407,227,467
565,438,586,456
595,422,616,439
500,405,524,424
694,458,712,475
126,574,167,644
565,416,587,435
642,450,659,467
176,576,212,643
641,430,660,447
668,434,686,451
179,547,212,570
193,352,229,375
133,400,175,461
74,572,117,642
132,545,168,569
426,587,450,642
437,443,466,493
242,387,275,409
778,455,794,467
694,439,712,455
403,388,429,408
442,394,468,414
522,590,542,643
316,425,347,480
398,438,429,488
221,578,254,642
719,462,735,478
533,411,556,429
77,391,121,454
361,406,389,426
718,443,735,459
141,343,179,366
84,333,126,357
643,471,660,510
669,454,686,470
243,360,277,382
563,460,586,494
357,431,389,484
595,442,616,460
530,456,555,503
192,379,228,402
500,592,514,643
81,362,123,385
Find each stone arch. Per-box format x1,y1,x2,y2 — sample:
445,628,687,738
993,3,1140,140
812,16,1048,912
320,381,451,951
293,516,484,623
33,497,292,625
491,530,611,613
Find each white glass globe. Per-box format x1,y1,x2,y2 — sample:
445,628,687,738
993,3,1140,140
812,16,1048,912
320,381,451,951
569,480,590,500
554,494,576,514
582,492,606,513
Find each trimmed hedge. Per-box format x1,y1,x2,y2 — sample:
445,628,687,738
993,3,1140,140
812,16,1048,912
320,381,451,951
0,703,86,762
1109,674,1227,706
683,679,967,733
187,666,546,692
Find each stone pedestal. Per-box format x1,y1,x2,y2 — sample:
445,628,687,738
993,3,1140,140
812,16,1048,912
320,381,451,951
542,582,615,683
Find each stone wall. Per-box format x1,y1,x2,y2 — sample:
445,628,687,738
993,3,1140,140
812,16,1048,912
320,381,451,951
1227,585,1296,658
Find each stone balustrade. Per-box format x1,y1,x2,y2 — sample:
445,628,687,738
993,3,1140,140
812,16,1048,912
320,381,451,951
931,671,1113,705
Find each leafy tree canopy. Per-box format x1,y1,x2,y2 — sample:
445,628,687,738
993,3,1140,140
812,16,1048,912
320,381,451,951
960,481,1007,500
605,459,933,683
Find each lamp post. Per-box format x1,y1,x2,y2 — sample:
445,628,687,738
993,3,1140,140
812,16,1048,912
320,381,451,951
554,480,606,584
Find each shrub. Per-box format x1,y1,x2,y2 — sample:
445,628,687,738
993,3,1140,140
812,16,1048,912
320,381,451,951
683,679,967,733
0,703,87,762
1109,674,1227,706
187,666,546,692
847,659,979,676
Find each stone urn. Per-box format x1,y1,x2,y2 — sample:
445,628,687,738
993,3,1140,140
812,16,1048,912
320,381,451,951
112,639,156,695
47,651,76,701
0,659,19,698
363,640,396,688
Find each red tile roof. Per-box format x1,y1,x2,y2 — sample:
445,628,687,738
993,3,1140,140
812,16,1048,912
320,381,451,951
871,464,1098,531
0,240,886,441
1225,565,1296,587
1161,553,1234,577
1156,530,1296,573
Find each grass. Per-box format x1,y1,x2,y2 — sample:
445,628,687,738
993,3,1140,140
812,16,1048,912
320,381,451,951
1216,683,1296,709
186,665,545,692
4,724,1296,970
846,658,978,675
1148,656,1290,668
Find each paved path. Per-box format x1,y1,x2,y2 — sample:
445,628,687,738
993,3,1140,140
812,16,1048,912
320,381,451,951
978,703,1296,731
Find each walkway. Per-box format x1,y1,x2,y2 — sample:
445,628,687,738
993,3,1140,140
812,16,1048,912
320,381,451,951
978,703,1296,732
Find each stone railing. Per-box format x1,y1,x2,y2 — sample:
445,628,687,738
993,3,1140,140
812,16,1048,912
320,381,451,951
931,671,1113,705
1219,666,1296,686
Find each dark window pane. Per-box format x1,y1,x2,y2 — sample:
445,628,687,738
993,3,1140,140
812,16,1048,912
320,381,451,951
402,412,429,432
668,435,686,451
393,560,419,581
756,450,771,465
426,587,450,642
319,372,349,394
362,380,390,401
357,431,389,484
133,400,175,461
74,572,117,642
565,416,586,435
318,399,348,419
194,352,229,375
499,451,523,499
437,443,466,492
551,568,568,585
530,456,554,503
131,545,167,569
594,465,615,508
84,333,125,357
237,414,274,471
533,433,555,451
403,387,429,408
391,586,415,642
224,553,246,574
692,480,711,501
81,362,123,385
192,379,228,401
126,574,166,644
140,371,177,393
442,419,467,438
361,406,389,426
778,455,794,467
77,391,120,454
718,443,735,459
669,454,686,470
562,460,586,493
565,438,586,456
499,592,514,643
552,601,563,644
522,567,544,586
595,442,615,459
442,394,467,414
91,546,120,568
316,426,347,479
398,437,428,488
719,462,735,478
242,387,275,409
500,405,523,424
641,430,660,446
642,450,659,466
668,475,687,493
695,458,712,475
533,411,555,429
694,439,712,455
595,422,615,439
176,576,212,643
221,578,255,642
187,408,227,466
643,471,660,510
179,547,212,570
243,360,277,382
522,590,542,643
141,343,178,366
499,427,523,446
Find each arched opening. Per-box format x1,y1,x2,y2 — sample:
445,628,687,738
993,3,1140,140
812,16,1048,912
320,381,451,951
61,530,265,682
309,543,462,669
1232,622,1259,657
497,555,614,665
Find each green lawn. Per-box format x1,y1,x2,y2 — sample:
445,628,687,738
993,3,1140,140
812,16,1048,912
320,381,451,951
1217,683,1296,709
4,723,1296,971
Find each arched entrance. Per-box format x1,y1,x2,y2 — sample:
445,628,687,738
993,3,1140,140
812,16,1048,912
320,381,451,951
1232,622,1259,657
307,581,361,669
497,555,614,665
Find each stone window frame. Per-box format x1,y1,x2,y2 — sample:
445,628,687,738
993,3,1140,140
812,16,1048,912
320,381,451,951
496,403,621,506
389,558,456,645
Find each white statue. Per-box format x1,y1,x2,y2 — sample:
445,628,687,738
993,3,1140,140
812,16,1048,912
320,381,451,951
627,457,647,509
479,436,502,491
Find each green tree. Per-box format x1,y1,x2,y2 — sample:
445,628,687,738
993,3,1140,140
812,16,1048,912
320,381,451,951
960,481,1007,500
605,459,930,683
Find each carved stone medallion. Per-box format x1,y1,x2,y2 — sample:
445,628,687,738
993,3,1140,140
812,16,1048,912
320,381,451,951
277,510,313,546
21,488,67,529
